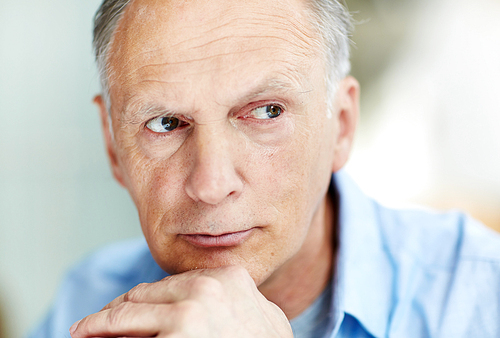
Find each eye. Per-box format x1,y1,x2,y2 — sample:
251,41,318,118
146,116,180,133
251,105,283,119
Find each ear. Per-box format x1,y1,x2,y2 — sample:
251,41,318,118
94,95,127,188
331,76,360,172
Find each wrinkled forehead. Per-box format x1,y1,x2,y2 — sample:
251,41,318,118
108,0,322,74
116,0,318,45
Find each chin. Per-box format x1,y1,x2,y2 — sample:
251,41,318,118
153,245,277,285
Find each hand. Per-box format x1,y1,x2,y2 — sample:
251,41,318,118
69,265,293,337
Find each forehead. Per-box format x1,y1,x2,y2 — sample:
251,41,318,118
107,0,324,111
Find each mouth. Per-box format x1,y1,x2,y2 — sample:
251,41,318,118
179,229,255,248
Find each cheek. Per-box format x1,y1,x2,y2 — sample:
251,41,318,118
259,113,331,189
115,132,182,220
266,115,334,231
137,161,189,236
246,125,324,226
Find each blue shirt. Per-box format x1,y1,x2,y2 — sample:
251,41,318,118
28,171,500,337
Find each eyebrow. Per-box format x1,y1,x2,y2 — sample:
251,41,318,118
239,77,300,101
123,76,308,122
122,100,177,124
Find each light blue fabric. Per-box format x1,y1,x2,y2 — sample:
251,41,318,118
28,170,500,337
28,239,168,338
290,278,333,338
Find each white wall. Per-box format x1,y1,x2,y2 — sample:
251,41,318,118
0,1,142,337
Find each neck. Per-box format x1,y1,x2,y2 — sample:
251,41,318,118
258,193,335,319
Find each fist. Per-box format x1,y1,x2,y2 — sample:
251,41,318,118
70,266,293,337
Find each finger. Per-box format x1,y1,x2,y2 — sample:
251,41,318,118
103,266,252,310
102,278,185,310
102,273,205,310
71,302,180,338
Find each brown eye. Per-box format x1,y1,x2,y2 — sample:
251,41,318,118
146,116,180,133
267,105,282,118
251,104,282,119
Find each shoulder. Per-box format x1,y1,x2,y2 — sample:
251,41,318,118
28,238,167,338
377,206,500,337
377,206,500,267
332,171,500,337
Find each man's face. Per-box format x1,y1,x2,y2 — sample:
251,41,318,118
101,0,351,285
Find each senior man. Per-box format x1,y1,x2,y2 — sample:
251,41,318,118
30,0,500,337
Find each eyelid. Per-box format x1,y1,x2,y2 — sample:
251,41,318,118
242,102,285,120
144,112,193,125
237,99,277,111
145,113,192,134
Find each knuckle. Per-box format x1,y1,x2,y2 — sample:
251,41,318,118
107,302,133,328
73,316,90,335
175,299,201,316
223,265,252,281
124,282,147,302
189,275,222,296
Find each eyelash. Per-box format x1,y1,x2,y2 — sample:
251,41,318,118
144,116,189,135
241,102,285,120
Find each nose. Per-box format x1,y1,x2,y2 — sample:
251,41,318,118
184,123,244,205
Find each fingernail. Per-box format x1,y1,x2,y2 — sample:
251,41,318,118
69,320,81,335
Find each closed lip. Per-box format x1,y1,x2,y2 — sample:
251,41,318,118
179,228,255,248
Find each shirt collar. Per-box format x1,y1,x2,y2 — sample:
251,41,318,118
330,170,394,338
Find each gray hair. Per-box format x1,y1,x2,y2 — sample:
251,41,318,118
93,0,353,112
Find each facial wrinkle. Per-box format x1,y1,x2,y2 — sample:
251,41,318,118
126,43,307,75
164,2,316,44
119,86,187,119
112,9,319,80
122,101,178,124
189,2,319,48
110,46,165,77
121,64,312,124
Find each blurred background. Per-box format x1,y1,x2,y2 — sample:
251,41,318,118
0,0,499,337
346,0,500,228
